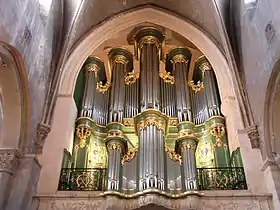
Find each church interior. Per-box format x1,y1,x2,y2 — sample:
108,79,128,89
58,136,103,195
0,0,280,209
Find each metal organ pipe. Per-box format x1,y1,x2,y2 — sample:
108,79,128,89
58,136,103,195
80,57,101,118
167,48,192,123
133,27,166,191
108,48,132,123
105,48,133,191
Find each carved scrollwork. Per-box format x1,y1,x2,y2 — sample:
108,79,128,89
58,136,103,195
76,125,92,148
107,130,124,138
165,146,182,165
178,130,194,138
159,71,175,84
85,63,100,77
107,142,123,151
210,124,226,148
96,81,111,93
137,118,164,132
124,71,139,85
188,80,204,93
122,147,138,165
180,142,197,151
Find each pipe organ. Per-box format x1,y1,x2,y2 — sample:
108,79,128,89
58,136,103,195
64,27,244,196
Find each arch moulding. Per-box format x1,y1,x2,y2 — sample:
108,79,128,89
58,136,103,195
38,7,268,196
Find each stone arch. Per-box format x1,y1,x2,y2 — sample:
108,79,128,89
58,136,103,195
0,42,29,150
264,59,280,159
58,7,245,151
38,7,266,195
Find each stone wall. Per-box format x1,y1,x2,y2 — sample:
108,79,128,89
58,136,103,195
236,0,280,154
231,0,280,209
0,0,55,151
33,191,273,210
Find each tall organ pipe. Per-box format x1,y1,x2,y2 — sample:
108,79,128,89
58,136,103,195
197,56,221,117
108,48,133,122
167,48,192,123
133,27,166,191
80,57,102,118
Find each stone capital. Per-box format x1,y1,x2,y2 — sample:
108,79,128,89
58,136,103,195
36,123,51,154
0,149,21,173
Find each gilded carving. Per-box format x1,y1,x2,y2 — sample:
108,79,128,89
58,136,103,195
112,54,129,65
125,71,139,85
171,54,188,64
165,146,182,165
180,142,197,150
169,118,178,126
210,124,226,148
178,130,194,138
199,61,212,75
76,125,92,148
107,142,123,151
123,118,134,127
122,147,138,165
188,80,204,93
137,118,164,132
96,81,111,93
138,35,161,49
107,130,124,138
159,71,175,84
85,63,100,76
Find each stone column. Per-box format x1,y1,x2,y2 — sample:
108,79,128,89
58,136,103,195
134,27,164,111
37,96,77,195
175,123,198,190
167,47,192,122
0,149,20,209
105,124,127,191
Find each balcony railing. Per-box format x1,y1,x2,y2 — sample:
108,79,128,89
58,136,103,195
58,168,107,191
58,167,247,191
197,167,247,190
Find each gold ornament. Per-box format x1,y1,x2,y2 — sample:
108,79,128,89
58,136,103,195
122,147,138,165
125,71,139,85
96,81,111,93
159,71,175,84
76,126,92,148
180,142,197,150
107,142,123,151
165,146,182,165
210,125,226,148
188,80,204,93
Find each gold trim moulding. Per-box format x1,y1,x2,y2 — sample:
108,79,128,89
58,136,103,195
96,81,111,93
159,71,175,84
188,80,204,93
138,35,161,50
165,146,182,165
75,117,107,129
102,188,202,199
123,118,134,127
125,71,139,85
121,147,138,165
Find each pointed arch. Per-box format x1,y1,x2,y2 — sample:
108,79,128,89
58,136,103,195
0,42,30,150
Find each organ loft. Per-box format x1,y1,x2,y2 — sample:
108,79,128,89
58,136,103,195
58,26,246,197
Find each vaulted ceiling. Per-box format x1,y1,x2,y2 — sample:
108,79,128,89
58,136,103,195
62,0,230,54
